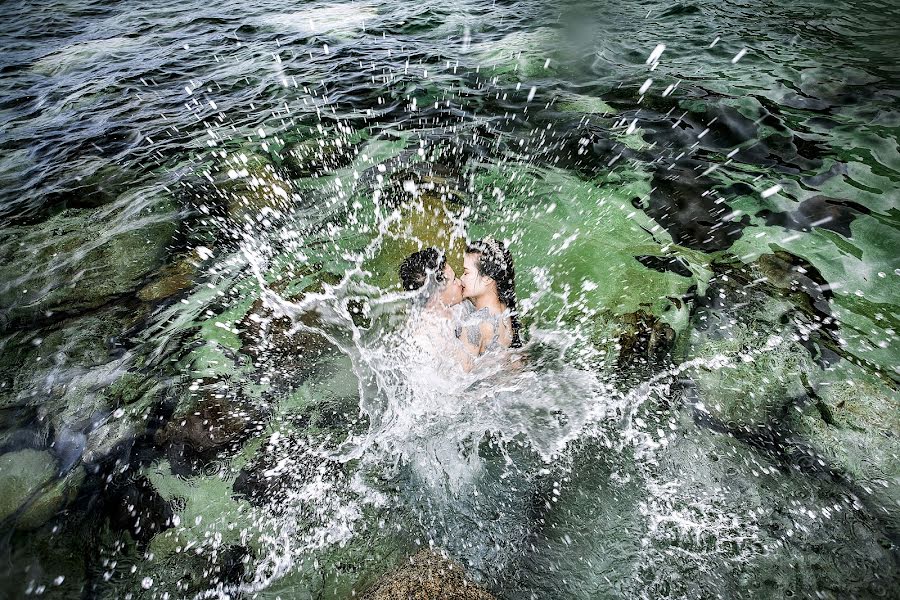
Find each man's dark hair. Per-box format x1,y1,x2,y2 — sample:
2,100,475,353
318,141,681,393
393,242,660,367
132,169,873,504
398,247,446,291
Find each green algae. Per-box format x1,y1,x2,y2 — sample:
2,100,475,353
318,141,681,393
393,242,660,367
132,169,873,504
471,27,563,81
556,94,616,116
466,164,707,328
728,215,900,379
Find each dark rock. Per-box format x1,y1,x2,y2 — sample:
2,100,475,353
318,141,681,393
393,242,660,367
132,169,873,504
209,544,249,587
0,446,81,531
616,310,677,367
755,250,833,317
236,273,342,383
17,466,85,530
56,162,143,211
635,255,692,278
361,549,496,600
155,381,268,476
104,474,174,546
758,195,871,237
237,297,332,366
647,164,751,252
0,309,151,469
232,429,346,507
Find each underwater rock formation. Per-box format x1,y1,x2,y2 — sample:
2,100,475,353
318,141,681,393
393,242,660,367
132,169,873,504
615,310,677,368
684,251,900,537
0,449,58,525
0,203,177,327
155,380,268,475
362,549,497,600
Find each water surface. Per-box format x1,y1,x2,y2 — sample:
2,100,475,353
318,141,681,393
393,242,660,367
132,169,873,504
0,1,898,598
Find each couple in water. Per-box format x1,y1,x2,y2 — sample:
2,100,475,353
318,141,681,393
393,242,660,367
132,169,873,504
398,237,521,373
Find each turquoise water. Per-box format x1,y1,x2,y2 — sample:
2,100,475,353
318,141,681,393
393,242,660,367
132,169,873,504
0,1,897,598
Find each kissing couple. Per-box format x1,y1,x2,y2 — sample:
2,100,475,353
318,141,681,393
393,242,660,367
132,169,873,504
398,237,522,373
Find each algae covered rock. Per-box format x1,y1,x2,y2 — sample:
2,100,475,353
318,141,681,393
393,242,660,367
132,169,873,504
788,361,900,531
635,411,900,599
16,466,85,530
137,253,200,302
684,252,828,427
683,251,900,537
0,201,178,325
0,449,58,524
0,308,143,455
362,549,496,600
615,309,677,367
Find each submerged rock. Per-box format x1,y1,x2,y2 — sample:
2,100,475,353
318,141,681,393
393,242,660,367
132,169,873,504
17,466,85,530
232,434,346,507
137,253,200,303
758,195,872,237
361,549,496,600
105,474,175,546
685,255,823,426
155,380,268,474
55,161,144,211
0,308,154,467
640,409,900,598
615,310,677,368
281,135,359,179
237,296,333,366
236,271,342,381
647,164,752,252
199,151,298,224
0,202,178,326
0,449,58,525
787,361,900,535
684,251,900,538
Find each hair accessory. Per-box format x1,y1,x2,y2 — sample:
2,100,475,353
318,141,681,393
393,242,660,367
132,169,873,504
481,236,507,269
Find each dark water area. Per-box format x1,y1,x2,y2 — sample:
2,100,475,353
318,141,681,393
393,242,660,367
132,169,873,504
0,0,898,598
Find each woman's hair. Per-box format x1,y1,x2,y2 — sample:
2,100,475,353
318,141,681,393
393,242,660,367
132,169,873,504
399,247,446,292
466,238,522,347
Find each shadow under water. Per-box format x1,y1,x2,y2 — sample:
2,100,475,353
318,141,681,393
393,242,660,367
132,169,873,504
0,0,898,598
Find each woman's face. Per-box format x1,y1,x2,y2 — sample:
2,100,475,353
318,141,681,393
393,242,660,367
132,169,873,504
461,253,488,300
436,263,463,306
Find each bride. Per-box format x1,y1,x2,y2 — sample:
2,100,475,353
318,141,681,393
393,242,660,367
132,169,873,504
458,236,522,355
397,238,522,374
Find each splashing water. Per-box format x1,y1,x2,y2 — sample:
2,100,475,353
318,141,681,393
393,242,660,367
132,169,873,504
0,1,897,599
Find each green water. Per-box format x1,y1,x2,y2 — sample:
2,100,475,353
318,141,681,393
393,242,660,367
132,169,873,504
0,0,897,598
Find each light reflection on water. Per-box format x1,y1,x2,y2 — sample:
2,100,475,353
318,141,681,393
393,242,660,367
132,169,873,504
0,0,897,598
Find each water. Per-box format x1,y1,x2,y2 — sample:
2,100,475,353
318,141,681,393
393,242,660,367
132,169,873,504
0,0,898,598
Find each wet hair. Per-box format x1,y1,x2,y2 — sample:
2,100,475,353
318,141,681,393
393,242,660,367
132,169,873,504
465,238,522,347
399,247,447,292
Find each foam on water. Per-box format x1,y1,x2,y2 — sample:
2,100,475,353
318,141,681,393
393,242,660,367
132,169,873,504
2,1,898,598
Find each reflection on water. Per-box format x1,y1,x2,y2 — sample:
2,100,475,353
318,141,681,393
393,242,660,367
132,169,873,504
0,0,898,598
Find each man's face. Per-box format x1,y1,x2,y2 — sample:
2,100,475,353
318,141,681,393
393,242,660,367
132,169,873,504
437,263,463,306
461,253,487,300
